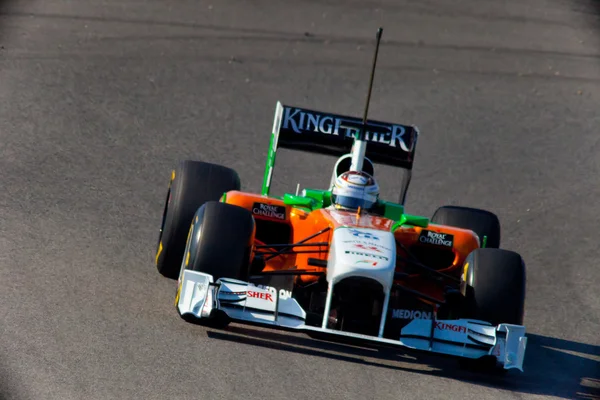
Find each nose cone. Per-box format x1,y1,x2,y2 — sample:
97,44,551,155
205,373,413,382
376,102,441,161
327,227,397,291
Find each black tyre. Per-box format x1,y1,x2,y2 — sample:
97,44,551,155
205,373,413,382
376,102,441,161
461,248,526,326
156,160,241,279
177,201,255,328
431,205,501,248
181,201,255,282
458,248,526,373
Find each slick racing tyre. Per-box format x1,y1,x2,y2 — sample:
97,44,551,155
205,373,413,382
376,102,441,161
431,205,501,248
156,160,241,279
458,248,526,373
176,202,255,328
180,201,255,282
461,248,526,326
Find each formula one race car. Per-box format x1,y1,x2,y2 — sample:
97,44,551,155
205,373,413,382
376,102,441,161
154,29,527,373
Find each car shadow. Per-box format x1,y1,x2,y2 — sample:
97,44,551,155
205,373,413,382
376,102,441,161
205,325,599,399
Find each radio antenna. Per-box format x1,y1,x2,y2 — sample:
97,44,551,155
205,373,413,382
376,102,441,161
349,27,383,172
362,27,383,131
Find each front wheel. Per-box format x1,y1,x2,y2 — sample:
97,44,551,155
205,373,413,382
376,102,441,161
176,201,256,327
182,201,256,281
457,248,527,373
461,248,526,326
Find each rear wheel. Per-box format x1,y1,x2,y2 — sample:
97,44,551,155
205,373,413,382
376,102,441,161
156,160,241,279
431,205,501,248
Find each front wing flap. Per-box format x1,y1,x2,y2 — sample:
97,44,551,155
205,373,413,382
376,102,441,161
177,270,527,371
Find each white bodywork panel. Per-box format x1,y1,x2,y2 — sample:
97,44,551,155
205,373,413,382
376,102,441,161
321,226,397,336
326,226,397,292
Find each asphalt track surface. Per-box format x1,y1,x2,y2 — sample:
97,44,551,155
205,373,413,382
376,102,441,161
1,1,600,399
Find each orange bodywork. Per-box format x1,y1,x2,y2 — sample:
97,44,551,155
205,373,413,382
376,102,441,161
223,191,480,303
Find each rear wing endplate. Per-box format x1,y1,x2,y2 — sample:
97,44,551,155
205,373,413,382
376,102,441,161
261,102,420,196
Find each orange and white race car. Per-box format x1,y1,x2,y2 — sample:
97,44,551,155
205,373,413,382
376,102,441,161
154,29,527,373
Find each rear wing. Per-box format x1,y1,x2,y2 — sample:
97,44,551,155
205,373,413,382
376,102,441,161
261,101,420,196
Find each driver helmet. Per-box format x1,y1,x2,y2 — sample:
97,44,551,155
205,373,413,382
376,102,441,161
331,171,379,211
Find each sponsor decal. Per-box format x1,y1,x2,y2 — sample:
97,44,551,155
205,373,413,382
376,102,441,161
281,107,415,152
418,230,454,248
247,290,274,302
492,339,505,357
343,239,392,252
345,250,389,261
392,309,432,320
353,243,382,253
355,259,378,266
252,202,286,220
348,229,379,240
330,212,357,225
327,211,393,230
343,184,367,191
369,217,393,230
342,171,373,186
218,289,248,304
220,290,247,296
435,322,466,334
248,283,292,300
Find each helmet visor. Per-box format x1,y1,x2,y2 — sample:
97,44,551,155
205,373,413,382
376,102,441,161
331,193,377,210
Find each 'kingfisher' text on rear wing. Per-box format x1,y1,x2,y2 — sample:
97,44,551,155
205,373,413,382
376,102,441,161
261,102,420,196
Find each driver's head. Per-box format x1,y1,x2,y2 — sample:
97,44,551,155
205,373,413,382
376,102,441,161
331,171,379,211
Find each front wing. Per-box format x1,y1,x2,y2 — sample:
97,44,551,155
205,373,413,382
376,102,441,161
176,269,527,371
